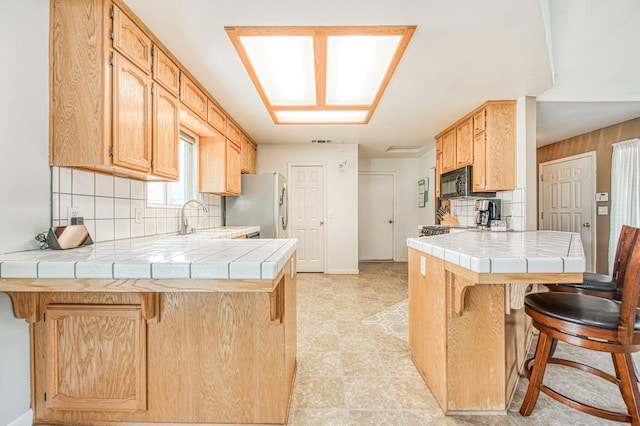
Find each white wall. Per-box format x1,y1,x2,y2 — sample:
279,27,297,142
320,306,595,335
418,148,437,226
359,157,427,262
0,0,50,424
258,144,359,273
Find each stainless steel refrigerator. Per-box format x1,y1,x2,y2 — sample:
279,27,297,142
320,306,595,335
225,172,288,238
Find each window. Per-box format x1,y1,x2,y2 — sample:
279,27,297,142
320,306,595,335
147,132,197,206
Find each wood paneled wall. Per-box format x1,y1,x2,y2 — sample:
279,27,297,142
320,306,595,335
537,117,640,273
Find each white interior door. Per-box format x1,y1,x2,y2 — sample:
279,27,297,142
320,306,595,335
359,173,394,261
540,153,596,272
290,165,325,272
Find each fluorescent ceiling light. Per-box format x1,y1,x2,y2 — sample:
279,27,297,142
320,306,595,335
275,110,369,124
385,145,426,154
226,26,416,124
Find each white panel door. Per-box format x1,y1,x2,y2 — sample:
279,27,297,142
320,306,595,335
290,165,325,272
540,153,595,271
359,173,394,261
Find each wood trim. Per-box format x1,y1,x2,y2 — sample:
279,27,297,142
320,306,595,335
314,34,327,107
6,292,40,323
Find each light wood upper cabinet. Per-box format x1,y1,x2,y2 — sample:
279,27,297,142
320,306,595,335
435,100,516,193
455,118,473,168
199,129,242,195
152,47,179,96
112,53,152,173
44,304,147,412
152,84,179,180
241,134,257,174
435,151,442,198
441,128,456,173
50,0,176,180
207,100,227,134
112,5,152,74
472,102,516,191
179,74,207,121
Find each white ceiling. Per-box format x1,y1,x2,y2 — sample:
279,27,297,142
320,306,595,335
124,0,640,157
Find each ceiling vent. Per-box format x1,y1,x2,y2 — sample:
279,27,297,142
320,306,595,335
311,139,332,144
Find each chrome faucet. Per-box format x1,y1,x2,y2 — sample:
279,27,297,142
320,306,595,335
179,199,209,235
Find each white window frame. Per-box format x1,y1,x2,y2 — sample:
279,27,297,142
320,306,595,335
147,131,198,207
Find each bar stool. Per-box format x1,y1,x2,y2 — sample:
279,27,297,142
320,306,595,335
545,225,639,299
519,233,640,424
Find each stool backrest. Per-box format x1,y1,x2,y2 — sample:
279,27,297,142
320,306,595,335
617,228,640,345
614,226,640,299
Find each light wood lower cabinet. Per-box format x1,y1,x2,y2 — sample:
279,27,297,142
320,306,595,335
44,304,147,412
21,260,297,425
408,248,531,414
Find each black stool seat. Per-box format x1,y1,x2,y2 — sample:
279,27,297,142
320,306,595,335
585,272,615,283
525,292,640,331
555,279,616,293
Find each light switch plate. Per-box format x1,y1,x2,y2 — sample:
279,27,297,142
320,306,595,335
595,192,609,202
598,206,608,216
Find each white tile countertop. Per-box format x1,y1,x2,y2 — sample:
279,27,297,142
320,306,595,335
0,226,297,280
407,230,585,274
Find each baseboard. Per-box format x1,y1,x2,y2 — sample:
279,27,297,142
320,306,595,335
326,269,359,274
394,256,408,262
8,409,32,426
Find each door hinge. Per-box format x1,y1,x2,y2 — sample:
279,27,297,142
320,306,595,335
541,174,544,182
109,146,114,157
109,30,115,40
109,6,114,19
43,312,46,322
151,83,154,95
150,159,154,168
44,392,47,401
108,54,114,67
541,212,544,219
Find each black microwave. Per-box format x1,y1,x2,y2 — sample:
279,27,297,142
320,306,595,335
440,166,494,199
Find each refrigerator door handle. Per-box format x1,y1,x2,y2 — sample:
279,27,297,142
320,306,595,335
280,184,288,231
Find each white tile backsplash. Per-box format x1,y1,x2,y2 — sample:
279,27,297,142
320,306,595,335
95,196,114,219
51,166,223,242
95,173,114,197
72,170,94,195
59,168,72,193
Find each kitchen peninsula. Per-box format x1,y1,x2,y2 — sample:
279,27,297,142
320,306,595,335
0,228,297,425
407,230,585,415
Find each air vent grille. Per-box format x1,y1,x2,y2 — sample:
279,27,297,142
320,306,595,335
311,139,332,144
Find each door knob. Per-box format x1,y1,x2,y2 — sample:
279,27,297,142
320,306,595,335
583,222,591,228
320,221,324,226
389,220,393,224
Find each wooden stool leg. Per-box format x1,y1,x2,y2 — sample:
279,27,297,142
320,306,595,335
612,353,640,426
520,331,555,416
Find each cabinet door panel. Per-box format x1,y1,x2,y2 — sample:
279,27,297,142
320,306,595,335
455,119,473,168
227,140,242,194
473,132,486,191
113,54,152,173
207,100,227,134
153,84,180,180
241,135,257,174
112,6,152,74
473,108,486,135
180,74,208,120
153,47,179,96
45,304,147,411
441,129,456,173
227,122,241,146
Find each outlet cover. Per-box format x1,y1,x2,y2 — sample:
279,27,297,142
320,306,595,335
67,207,80,224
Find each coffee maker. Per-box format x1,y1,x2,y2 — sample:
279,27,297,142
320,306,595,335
475,199,501,228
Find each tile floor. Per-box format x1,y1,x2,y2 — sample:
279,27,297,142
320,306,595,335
287,262,637,425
